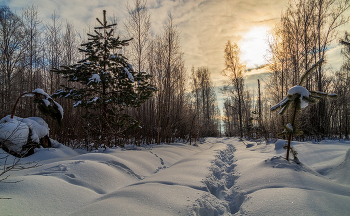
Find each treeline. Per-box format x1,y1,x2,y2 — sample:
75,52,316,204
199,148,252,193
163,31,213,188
222,0,350,140
0,1,220,148
5,0,348,145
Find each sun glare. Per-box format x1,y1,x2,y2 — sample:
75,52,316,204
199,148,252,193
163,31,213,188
239,26,270,69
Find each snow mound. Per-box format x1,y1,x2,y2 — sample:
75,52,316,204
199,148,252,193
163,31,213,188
326,147,350,184
239,187,350,216
234,138,350,215
260,156,323,180
274,139,286,150
16,116,49,143
2,138,350,215
0,116,50,154
1,138,228,216
0,117,29,152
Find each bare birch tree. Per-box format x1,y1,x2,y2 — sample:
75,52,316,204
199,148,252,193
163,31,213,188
222,40,245,138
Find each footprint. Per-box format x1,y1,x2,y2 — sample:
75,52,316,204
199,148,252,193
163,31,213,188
65,173,76,178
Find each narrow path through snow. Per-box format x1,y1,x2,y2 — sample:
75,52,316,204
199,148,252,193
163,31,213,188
190,142,243,215
71,138,227,216
3,138,350,216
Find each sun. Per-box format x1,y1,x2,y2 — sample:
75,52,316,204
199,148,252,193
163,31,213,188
239,26,270,69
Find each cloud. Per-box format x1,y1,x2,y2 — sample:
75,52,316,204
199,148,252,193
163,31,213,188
6,0,129,35
5,0,348,105
326,44,344,71
3,0,290,114
6,0,287,75
169,0,290,85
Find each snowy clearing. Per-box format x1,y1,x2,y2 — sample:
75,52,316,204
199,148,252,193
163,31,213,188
1,138,350,216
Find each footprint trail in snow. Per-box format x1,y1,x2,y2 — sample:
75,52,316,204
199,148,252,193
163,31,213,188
191,144,244,215
149,150,167,173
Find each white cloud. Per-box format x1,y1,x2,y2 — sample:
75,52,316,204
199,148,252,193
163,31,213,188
5,0,286,75
239,26,271,68
326,44,344,72
4,0,349,96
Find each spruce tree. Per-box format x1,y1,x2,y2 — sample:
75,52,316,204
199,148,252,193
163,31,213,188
271,59,337,160
52,10,156,145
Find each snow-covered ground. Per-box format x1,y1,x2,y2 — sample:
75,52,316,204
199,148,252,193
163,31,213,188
1,137,350,215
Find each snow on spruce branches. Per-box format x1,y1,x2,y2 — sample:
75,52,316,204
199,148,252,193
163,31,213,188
51,10,156,144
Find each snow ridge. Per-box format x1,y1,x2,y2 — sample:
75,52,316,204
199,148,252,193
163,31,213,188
191,144,244,215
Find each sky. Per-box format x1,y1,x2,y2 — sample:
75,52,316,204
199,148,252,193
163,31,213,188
3,0,349,109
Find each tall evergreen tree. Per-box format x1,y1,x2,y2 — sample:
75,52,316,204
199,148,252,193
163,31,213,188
52,10,156,145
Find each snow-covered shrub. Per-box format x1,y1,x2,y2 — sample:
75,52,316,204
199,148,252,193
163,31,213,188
0,117,29,153
0,116,50,156
0,89,63,157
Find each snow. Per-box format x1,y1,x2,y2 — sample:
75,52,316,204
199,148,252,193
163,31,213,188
87,97,99,104
88,74,101,84
33,88,51,99
73,101,82,107
278,105,287,115
127,63,134,72
124,67,134,82
1,138,350,215
270,96,288,111
21,93,35,97
0,117,29,152
0,116,49,153
286,123,293,131
288,85,310,108
274,139,286,150
233,139,350,215
17,117,49,143
53,101,64,119
42,99,50,107
26,88,64,118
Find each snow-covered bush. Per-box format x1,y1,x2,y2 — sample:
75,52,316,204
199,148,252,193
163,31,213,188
0,89,63,157
0,116,50,156
0,117,29,153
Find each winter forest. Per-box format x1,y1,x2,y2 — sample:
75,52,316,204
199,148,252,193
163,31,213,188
1,0,350,215
0,2,222,149
2,0,350,150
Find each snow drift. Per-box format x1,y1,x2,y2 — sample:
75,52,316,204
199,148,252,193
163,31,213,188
1,138,350,216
